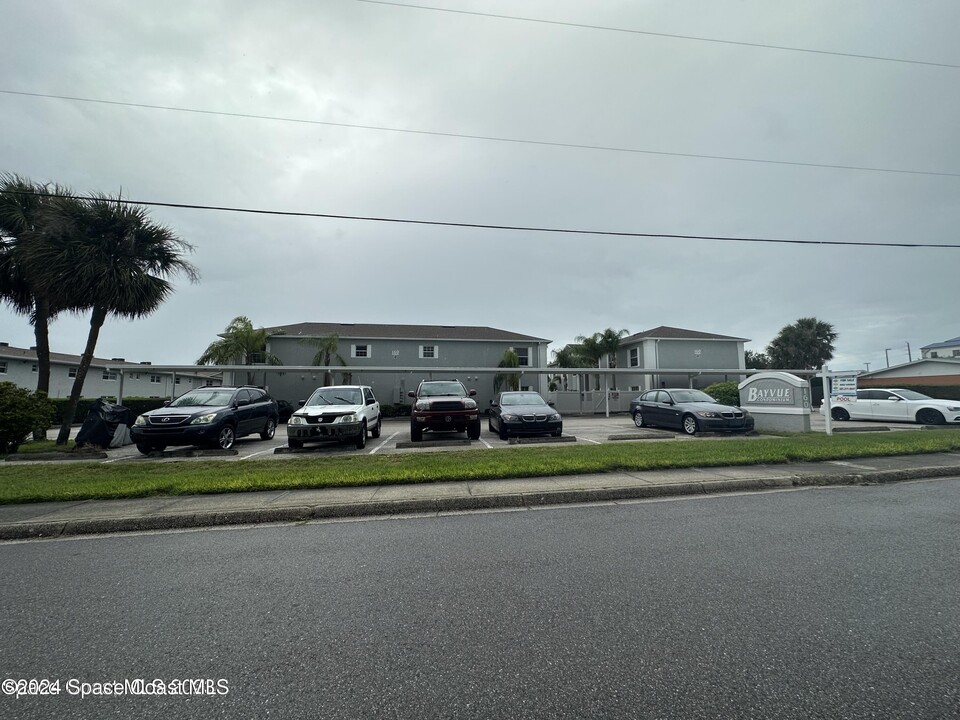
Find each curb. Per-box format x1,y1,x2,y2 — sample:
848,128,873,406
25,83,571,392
1,464,957,541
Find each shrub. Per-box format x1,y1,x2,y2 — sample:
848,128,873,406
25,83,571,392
380,403,411,418
704,381,741,406
0,383,55,454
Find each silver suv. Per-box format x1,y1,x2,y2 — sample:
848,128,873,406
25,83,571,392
287,385,381,450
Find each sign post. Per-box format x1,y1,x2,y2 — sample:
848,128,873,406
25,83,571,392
819,367,859,436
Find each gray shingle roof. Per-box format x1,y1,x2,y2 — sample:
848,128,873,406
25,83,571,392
921,336,960,350
263,322,550,343
621,326,749,343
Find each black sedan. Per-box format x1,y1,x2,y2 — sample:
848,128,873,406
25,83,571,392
488,391,563,440
630,388,753,435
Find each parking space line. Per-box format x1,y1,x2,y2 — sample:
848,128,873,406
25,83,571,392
578,436,602,445
241,445,285,460
369,432,400,454
478,438,493,449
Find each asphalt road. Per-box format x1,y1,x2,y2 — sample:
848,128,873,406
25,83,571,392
3,478,957,719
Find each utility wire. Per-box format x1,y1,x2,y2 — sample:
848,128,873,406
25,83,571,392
8,188,960,249
356,0,960,70
2,89,957,179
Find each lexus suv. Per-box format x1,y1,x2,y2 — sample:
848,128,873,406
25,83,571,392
131,386,279,453
408,380,481,441
287,385,381,450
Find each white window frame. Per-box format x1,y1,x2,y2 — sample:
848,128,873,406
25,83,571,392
102,370,117,381
68,366,78,378
150,374,162,384
516,347,531,367
629,348,640,367
351,344,370,359
419,345,437,359
31,364,38,373
0,361,7,374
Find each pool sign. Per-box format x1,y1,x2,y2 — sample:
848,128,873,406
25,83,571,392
829,373,858,403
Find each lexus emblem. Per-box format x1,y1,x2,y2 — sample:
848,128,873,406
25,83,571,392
162,417,171,423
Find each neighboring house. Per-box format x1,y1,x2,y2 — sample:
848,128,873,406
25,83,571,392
858,358,960,388
0,342,216,399
921,336,960,360
615,326,749,392
261,322,551,408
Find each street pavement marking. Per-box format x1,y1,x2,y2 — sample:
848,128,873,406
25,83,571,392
478,438,493,449
369,431,399,454
241,445,285,460
578,436,602,445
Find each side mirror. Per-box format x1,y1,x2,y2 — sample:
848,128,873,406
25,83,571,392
547,400,555,407
407,391,416,399
468,389,477,397
298,400,306,407
489,400,498,407
162,400,171,407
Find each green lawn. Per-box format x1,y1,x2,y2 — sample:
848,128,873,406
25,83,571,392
1,430,959,505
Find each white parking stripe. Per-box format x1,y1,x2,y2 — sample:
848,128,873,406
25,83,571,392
369,431,400,454
479,438,493,448
578,436,601,445
241,445,285,460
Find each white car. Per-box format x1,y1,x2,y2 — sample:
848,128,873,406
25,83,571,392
287,385,381,449
824,389,960,425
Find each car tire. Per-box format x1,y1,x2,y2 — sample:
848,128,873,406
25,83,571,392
916,408,945,425
498,425,509,441
681,415,698,436
410,425,422,442
287,438,303,449
831,407,850,421
136,442,156,455
356,421,367,449
488,416,495,432
371,416,382,438
633,411,646,428
260,417,277,440
215,424,236,450
468,420,481,440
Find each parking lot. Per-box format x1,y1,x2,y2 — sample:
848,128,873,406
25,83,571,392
70,410,930,465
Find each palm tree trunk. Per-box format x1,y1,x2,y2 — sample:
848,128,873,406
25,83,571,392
31,298,52,440
56,305,107,445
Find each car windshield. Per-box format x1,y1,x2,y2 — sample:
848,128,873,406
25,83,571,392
419,382,467,397
305,387,362,406
501,392,546,406
670,390,717,404
893,389,931,400
170,389,235,407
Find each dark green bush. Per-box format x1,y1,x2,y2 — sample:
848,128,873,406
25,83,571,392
0,383,55,454
704,381,741,406
50,396,169,424
380,403,411,418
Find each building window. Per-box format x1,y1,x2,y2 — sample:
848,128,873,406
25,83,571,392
419,345,437,359
352,344,370,359
102,370,117,381
629,348,640,367
206,379,216,386
175,377,181,384
68,367,78,378
31,364,38,373
630,385,641,392
953,350,960,357
515,347,530,367
0,361,7,374
150,374,162,384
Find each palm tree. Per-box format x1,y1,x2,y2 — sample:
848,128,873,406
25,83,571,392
575,328,629,390
548,343,592,391
23,193,199,444
197,316,283,384
494,348,520,393
0,174,84,404
299,334,347,386
766,317,837,370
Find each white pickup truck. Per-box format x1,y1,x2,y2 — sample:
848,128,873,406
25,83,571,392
286,385,382,449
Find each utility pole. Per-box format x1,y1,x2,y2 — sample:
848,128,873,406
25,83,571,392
864,362,871,372
885,348,893,368
906,341,912,362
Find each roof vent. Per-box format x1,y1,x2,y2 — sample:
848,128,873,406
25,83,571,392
29,345,36,350
0,342,8,347
111,358,125,362
140,361,152,365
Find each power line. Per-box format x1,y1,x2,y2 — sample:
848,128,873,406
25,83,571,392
356,0,960,70
2,89,958,179
8,189,960,249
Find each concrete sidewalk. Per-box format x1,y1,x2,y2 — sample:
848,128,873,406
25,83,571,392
2,452,959,541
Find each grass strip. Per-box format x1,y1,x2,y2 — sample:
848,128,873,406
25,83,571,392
1,430,959,505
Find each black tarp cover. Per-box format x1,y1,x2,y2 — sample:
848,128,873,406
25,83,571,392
74,399,135,448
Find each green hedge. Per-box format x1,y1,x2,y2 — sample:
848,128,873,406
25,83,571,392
380,403,411,418
703,381,740,406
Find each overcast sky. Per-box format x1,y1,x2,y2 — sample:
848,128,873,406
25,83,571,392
2,0,957,372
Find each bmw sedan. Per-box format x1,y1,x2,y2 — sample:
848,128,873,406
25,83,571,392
488,391,563,440
630,388,754,435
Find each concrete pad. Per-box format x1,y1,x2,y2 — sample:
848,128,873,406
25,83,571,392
160,491,292,514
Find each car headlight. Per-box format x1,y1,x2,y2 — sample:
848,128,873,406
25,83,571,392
134,415,146,426
947,406,960,412
190,413,218,425
415,400,431,411
696,411,720,418
464,399,477,409
501,413,518,422
289,415,305,425
548,413,561,422
335,414,359,423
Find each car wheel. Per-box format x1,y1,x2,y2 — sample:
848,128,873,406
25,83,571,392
260,417,277,440
498,425,509,441
371,416,382,438
916,408,945,425
135,442,155,455
831,407,850,421
468,420,481,440
287,438,303,449
488,416,495,432
215,425,236,450
633,411,646,428
682,415,698,436
410,425,422,442
356,421,367,449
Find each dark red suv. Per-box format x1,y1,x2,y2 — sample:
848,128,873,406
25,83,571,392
408,380,481,442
